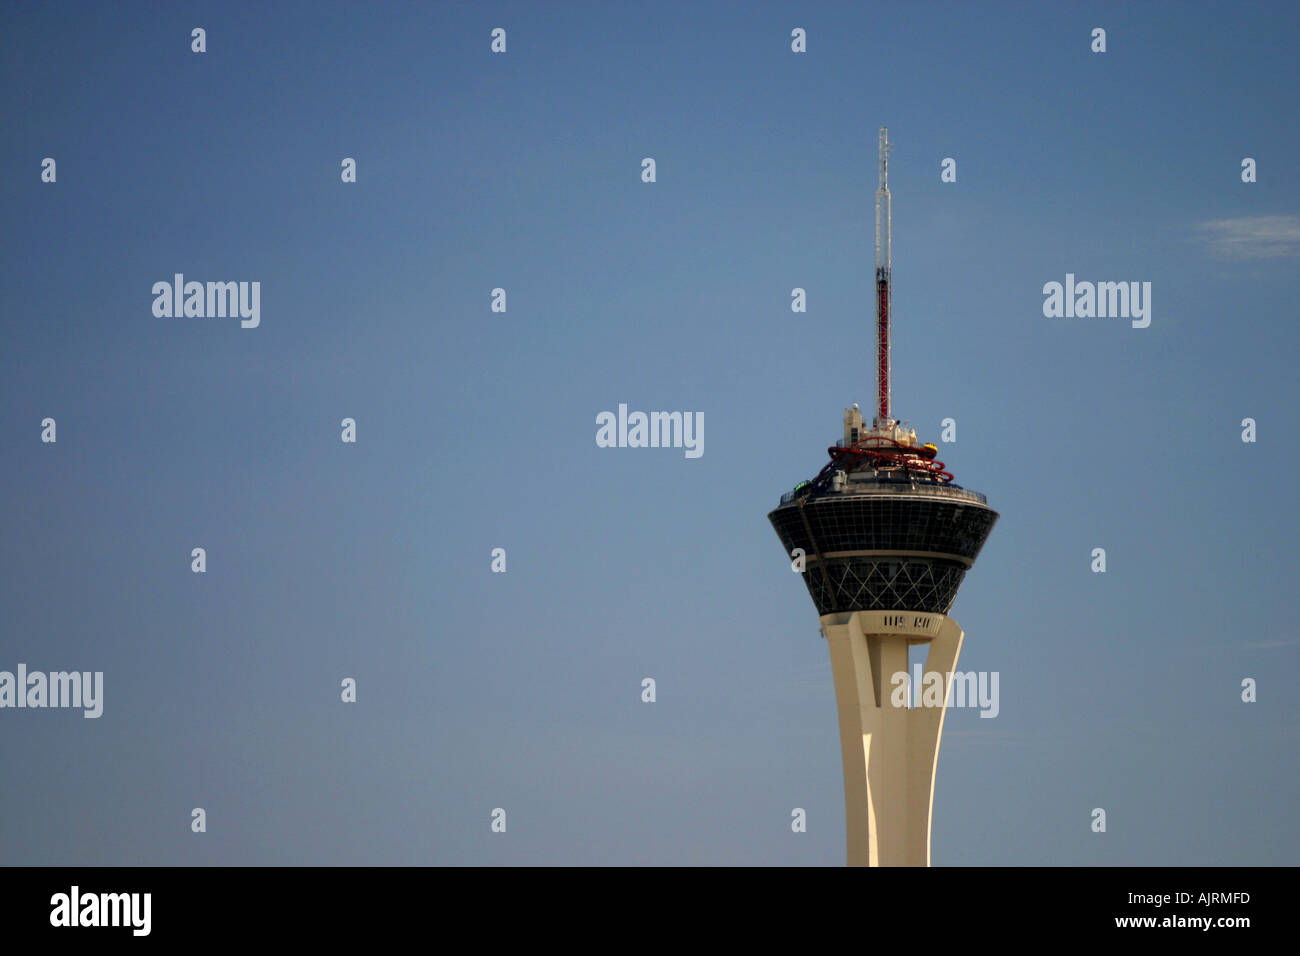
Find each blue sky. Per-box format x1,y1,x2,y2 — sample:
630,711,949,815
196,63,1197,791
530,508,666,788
1,0,1297,865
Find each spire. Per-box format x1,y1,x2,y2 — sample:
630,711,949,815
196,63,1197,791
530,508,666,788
874,127,892,426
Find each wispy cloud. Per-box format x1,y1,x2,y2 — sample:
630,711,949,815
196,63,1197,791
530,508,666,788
1196,215,1300,259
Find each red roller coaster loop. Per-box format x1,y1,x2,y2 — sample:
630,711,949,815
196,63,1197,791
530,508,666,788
806,436,954,497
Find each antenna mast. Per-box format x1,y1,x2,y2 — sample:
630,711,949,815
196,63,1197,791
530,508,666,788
874,127,892,427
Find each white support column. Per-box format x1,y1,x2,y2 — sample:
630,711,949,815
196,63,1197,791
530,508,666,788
820,610,964,866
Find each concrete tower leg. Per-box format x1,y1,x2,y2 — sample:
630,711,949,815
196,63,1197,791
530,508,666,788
820,610,964,867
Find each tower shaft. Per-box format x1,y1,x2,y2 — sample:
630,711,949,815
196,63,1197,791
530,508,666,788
822,610,964,866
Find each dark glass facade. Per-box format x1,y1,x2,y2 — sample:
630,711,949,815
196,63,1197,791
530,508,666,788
770,495,997,561
769,492,998,615
804,556,968,615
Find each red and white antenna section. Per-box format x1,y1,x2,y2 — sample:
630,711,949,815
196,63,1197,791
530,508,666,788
874,126,892,428
815,127,954,489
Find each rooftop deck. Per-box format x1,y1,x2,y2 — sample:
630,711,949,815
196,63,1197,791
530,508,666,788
779,477,988,508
